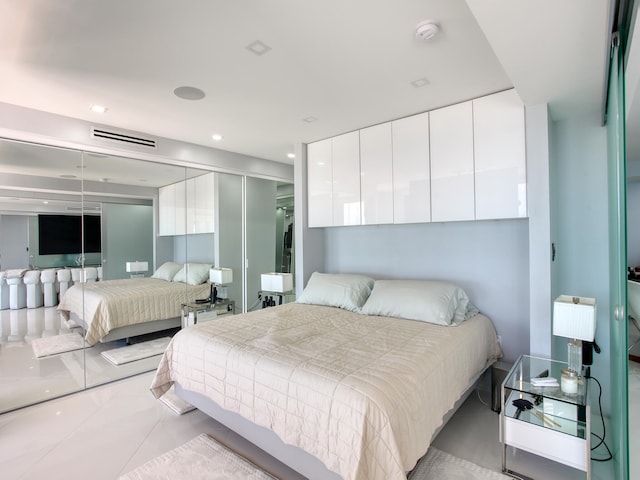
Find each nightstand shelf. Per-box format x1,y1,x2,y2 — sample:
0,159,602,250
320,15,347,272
181,299,235,328
500,354,590,479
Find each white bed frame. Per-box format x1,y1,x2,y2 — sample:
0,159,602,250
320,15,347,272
69,312,181,343
175,360,494,480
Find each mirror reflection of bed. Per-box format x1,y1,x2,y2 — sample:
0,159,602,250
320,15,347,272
0,138,291,414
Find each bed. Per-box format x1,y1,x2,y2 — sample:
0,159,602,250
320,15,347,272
150,273,502,480
57,262,210,345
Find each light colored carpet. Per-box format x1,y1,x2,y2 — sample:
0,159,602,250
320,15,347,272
159,385,195,415
409,447,513,480
31,333,86,358
119,433,276,480
101,337,171,366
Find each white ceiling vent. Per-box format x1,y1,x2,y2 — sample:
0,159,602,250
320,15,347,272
91,127,157,149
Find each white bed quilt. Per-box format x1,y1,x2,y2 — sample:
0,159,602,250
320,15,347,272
58,278,209,345
150,303,501,480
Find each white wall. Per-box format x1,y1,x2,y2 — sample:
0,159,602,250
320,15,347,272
0,215,29,269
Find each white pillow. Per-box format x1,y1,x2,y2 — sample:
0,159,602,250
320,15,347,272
151,262,182,282
173,263,211,285
360,279,470,326
296,272,374,312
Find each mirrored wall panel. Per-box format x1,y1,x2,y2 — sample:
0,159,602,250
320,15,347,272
0,138,290,413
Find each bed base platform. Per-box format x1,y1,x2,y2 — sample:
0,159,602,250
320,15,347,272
67,312,181,344
174,360,494,480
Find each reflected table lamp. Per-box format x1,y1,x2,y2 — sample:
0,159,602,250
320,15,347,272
209,267,233,304
125,261,149,278
553,295,596,376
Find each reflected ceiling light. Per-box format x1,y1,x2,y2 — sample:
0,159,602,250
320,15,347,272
174,86,206,100
303,116,318,123
89,104,108,113
43,201,49,204
287,153,295,159
212,134,223,141
60,174,77,179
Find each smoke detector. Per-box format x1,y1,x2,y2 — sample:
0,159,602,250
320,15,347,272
415,20,440,41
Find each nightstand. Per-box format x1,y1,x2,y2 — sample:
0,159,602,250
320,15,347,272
501,354,590,479
181,299,235,328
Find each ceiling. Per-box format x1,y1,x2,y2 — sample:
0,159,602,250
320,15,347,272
0,0,612,166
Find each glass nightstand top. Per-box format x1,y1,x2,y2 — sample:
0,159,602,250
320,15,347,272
504,355,588,407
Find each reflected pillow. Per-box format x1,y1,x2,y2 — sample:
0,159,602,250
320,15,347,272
360,279,470,326
173,263,211,285
297,272,375,312
151,262,182,282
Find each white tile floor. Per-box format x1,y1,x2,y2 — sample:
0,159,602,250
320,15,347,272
0,370,616,480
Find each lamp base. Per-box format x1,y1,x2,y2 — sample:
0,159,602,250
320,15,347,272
567,338,582,374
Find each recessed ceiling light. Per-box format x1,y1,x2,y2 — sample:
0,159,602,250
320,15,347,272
410,77,430,88
212,134,223,141
287,153,295,159
174,86,206,100
43,201,49,204
138,179,148,183
60,174,77,179
90,104,108,114
303,116,318,123
246,40,272,56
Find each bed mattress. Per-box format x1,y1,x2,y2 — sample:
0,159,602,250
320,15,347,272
150,303,502,480
58,278,209,345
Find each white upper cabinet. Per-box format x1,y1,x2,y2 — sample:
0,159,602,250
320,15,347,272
307,138,333,228
158,182,176,236
360,123,393,225
331,131,361,226
158,172,215,236
430,101,475,222
473,90,527,219
392,112,430,224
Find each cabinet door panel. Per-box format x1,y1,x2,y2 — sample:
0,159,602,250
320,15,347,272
332,131,361,226
186,177,196,234
307,138,333,227
392,112,430,224
430,101,475,222
474,89,527,219
174,179,187,235
158,183,176,236
360,123,393,225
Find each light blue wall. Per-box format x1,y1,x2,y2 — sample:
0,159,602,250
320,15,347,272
322,219,530,362
628,181,640,267
549,114,610,410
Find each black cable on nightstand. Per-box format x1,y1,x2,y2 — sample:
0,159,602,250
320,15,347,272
587,374,612,461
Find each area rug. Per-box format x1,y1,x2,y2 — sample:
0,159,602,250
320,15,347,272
409,447,513,480
119,433,276,480
101,337,171,366
159,385,195,415
31,333,86,358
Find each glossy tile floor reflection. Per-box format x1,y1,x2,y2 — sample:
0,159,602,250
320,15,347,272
0,370,616,480
0,306,169,414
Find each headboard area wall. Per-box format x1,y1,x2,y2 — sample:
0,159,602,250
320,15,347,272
322,218,529,362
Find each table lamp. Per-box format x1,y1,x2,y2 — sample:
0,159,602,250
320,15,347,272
553,295,596,375
209,267,233,304
125,261,148,278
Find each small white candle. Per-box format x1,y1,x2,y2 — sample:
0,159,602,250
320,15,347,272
561,369,578,395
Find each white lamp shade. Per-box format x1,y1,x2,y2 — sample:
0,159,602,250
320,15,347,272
125,261,149,273
553,295,596,341
261,273,293,293
210,267,233,285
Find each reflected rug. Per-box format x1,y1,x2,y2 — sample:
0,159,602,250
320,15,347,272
31,333,86,358
101,337,171,366
409,447,513,480
159,385,195,415
119,433,276,480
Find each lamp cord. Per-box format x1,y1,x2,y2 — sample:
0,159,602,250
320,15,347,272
587,373,612,461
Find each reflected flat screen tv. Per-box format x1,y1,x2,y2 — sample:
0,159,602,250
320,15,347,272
38,214,101,255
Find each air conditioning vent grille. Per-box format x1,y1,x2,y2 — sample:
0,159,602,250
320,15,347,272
91,127,157,148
